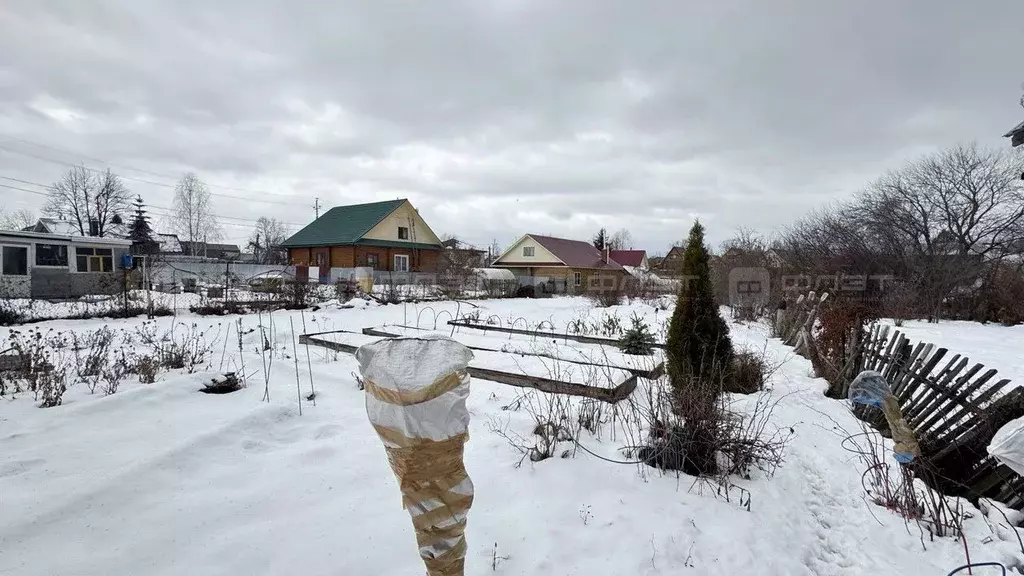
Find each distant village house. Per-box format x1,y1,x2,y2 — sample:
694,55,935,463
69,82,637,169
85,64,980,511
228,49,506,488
491,234,627,294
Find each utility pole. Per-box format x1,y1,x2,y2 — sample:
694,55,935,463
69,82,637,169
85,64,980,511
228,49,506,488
313,197,322,219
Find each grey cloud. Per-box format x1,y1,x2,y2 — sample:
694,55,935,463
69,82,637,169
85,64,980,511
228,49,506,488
1,0,1022,250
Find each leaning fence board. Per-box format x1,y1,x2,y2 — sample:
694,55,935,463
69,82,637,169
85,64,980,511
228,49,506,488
906,354,967,428
814,317,1024,509
893,343,934,399
914,363,986,437
940,378,1013,445
900,348,949,421
930,370,1002,443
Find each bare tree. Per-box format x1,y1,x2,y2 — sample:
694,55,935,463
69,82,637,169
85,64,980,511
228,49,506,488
855,144,1024,319
779,143,1024,322
488,239,503,264
0,208,37,231
608,228,634,250
720,227,769,256
44,166,131,237
171,173,221,254
248,217,289,264
438,235,478,298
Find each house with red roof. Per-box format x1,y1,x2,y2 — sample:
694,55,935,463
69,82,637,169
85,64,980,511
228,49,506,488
608,249,649,270
491,234,627,294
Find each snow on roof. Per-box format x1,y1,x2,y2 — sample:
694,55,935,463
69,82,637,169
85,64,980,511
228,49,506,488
0,229,131,245
36,218,81,236
157,233,182,253
473,268,515,281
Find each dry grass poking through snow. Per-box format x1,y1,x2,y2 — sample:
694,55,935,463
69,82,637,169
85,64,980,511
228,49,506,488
485,340,794,511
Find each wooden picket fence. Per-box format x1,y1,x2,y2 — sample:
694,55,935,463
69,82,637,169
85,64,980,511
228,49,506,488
848,324,1024,508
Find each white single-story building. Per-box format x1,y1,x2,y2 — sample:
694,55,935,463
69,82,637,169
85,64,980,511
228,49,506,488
0,230,133,299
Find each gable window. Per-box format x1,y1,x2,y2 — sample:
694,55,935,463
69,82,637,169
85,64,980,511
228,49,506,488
398,226,409,240
523,246,535,257
574,271,582,286
366,253,379,269
393,254,410,272
76,247,113,273
36,244,69,267
1,246,28,276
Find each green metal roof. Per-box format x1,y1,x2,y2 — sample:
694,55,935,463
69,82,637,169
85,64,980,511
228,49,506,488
281,199,407,248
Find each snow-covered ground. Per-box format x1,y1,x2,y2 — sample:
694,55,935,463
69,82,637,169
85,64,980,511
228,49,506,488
3,297,1024,575
881,319,1024,387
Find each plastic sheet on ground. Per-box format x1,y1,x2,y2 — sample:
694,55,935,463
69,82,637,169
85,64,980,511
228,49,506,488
848,370,921,464
848,370,890,407
988,416,1024,478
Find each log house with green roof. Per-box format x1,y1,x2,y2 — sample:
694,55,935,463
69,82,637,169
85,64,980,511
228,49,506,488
281,199,443,272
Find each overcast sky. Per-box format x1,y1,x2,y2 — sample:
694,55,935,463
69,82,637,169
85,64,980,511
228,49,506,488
1,1,1022,252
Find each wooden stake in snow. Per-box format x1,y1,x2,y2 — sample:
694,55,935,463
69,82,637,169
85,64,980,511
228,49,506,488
289,317,303,416
237,318,247,388
219,320,232,372
257,309,271,402
300,310,316,405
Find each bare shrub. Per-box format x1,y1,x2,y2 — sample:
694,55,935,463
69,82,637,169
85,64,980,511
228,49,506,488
726,352,765,394
377,276,402,305
635,375,791,480
437,242,477,299
133,353,161,384
586,284,624,307
335,279,358,302
71,327,116,394
37,366,69,408
5,328,50,396
843,422,967,541
5,328,73,406
286,279,311,308
986,264,1024,326
716,392,792,479
101,351,131,395
0,305,24,326
882,281,916,327
599,312,623,338
136,321,218,373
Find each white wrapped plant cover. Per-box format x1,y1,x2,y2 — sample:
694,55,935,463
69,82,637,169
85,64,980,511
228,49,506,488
988,416,1024,477
356,334,475,576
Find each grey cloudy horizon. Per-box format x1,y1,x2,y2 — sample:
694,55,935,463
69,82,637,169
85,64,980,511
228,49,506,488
1,1,1021,252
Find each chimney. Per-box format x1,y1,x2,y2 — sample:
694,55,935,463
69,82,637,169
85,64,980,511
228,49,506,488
602,245,609,264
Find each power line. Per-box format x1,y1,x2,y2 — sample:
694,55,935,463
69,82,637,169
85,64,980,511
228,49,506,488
0,133,303,199
0,175,53,192
0,182,48,197
0,174,307,228
0,142,301,206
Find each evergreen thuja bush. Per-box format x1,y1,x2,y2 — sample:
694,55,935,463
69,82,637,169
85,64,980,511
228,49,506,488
663,220,735,474
665,220,734,388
